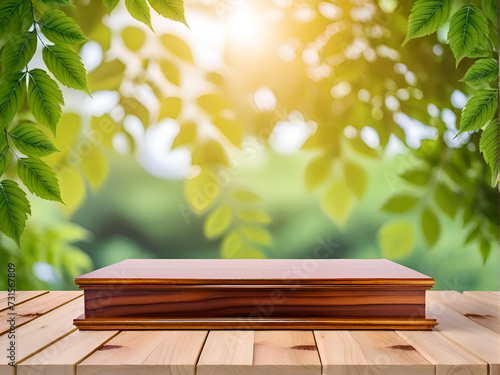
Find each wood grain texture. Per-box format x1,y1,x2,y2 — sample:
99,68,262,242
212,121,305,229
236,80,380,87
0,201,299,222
0,291,82,335
75,259,435,286
314,330,434,375
0,297,83,375
426,296,500,375
463,291,500,307
17,330,118,375
197,330,321,375
429,291,500,334
0,291,48,312
77,330,208,375
83,287,426,318
74,315,437,330
396,331,487,375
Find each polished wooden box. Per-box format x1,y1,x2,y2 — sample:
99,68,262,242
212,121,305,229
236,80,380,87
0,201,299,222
73,259,437,330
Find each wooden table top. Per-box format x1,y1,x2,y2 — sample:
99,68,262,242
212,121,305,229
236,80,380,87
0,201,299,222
75,259,435,286
1,290,498,375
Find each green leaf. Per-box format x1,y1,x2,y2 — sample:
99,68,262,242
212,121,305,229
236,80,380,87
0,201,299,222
349,137,379,159
81,146,109,190
0,131,11,176
120,97,149,127
160,34,193,62
203,204,232,239
38,10,86,45
381,194,419,213
184,167,219,212
322,180,351,228
464,224,480,245
242,225,273,246
421,207,440,247
27,69,64,134
125,0,153,31
379,222,415,259
1,31,36,74
212,117,242,148
232,190,262,202
159,60,180,86
236,209,271,224
481,0,497,27
192,140,228,167
197,94,230,115
459,89,498,133
401,168,431,186
172,120,196,148
479,118,499,173
221,230,243,258
88,59,125,92
0,179,31,246
304,154,331,192
460,58,499,84
403,0,452,45
480,238,491,263
17,157,63,202
159,97,182,120
0,72,27,129
344,161,368,199
0,0,28,38
448,5,489,66
121,26,145,52
147,0,188,27
41,0,71,6
9,122,59,157
434,182,457,219
103,0,120,14
42,45,89,94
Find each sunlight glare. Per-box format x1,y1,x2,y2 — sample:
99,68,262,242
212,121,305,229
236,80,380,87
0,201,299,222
228,1,260,45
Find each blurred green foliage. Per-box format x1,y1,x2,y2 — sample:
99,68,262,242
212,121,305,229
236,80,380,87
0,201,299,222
0,0,498,291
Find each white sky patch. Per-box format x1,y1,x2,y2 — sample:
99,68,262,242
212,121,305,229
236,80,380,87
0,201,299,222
343,125,357,139
441,108,456,129
80,41,103,73
394,112,438,149
385,134,406,156
360,126,379,148
269,112,314,154
254,87,277,112
139,121,192,179
451,90,467,109
33,262,61,284
331,81,351,99
444,129,469,148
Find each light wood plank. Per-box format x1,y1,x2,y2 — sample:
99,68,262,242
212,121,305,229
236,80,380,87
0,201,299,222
0,291,48,312
314,330,434,375
429,291,500,334
0,291,82,335
396,331,487,375
427,296,500,375
198,330,321,375
78,330,208,375
0,297,83,375
253,331,321,375
464,291,500,307
18,330,118,375
196,331,254,375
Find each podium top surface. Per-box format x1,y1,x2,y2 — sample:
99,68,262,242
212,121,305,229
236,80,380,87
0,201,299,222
75,259,434,286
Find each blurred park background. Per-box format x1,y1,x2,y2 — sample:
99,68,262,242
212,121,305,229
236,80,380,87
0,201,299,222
0,0,498,291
